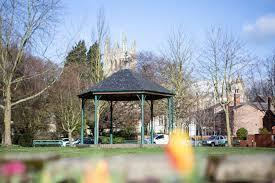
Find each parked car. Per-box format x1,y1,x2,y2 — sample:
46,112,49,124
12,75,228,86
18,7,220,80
75,137,102,145
147,135,202,146
65,139,80,146
190,138,202,147
144,138,150,144
202,135,227,147
145,135,202,146
74,137,93,145
61,138,69,147
144,134,158,144
154,134,169,144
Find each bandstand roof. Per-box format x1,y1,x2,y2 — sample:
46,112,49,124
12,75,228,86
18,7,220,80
78,69,174,101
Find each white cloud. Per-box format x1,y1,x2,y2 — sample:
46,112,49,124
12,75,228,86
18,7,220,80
243,14,275,42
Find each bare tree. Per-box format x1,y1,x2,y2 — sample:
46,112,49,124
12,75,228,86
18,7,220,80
189,80,215,136
58,96,80,146
161,28,195,128
200,28,249,146
54,64,82,146
96,7,109,51
137,51,176,133
248,53,275,107
0,0,61,146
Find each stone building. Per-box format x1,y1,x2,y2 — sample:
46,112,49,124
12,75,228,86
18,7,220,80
103,34,136,76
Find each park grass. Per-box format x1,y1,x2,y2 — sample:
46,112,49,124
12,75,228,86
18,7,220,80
0,146,274,158
0,146,163,158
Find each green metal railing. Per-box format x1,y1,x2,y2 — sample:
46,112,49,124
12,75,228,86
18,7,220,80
124,140,139,144
33,140,63,147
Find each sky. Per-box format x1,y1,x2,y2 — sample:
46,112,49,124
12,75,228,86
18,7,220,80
49,0,275,63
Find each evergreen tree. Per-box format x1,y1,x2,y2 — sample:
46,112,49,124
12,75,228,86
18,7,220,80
87,41,104,83
86,42,106,140
65,40,87,65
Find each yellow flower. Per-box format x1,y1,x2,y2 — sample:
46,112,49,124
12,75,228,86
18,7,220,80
165,129,194,175
83,160,111,183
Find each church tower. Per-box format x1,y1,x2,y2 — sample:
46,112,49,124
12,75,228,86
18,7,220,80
103,33,137,77
231,75,247,106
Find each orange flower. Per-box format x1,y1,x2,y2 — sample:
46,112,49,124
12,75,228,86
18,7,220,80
165,129,194,175
83,160,111,183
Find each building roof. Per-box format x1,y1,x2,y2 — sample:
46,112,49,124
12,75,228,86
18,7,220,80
229,102,274,115
78,69,174,101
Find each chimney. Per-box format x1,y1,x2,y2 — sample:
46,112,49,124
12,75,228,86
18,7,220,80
234,93,240,107
268,97,271,111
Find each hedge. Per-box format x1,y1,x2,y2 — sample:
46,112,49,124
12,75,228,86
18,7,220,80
100,136,125,144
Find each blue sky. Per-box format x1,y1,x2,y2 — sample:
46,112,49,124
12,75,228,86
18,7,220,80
51,0,275,63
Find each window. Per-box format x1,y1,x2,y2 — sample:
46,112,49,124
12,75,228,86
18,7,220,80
156,135,164,139
209,136,216,140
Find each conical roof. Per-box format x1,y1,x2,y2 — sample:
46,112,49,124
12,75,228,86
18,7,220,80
78,69,174,101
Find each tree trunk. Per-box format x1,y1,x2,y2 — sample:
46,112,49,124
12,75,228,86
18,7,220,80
225,105,232,147
3,84,12,146
68,130,73,146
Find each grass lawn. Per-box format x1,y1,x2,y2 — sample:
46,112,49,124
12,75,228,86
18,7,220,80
0,146,274,158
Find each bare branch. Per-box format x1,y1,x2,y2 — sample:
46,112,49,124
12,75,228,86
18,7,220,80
11,67,52,84
96,7,109,47
198,27,250,146
159,27,195,126
11,68,63,107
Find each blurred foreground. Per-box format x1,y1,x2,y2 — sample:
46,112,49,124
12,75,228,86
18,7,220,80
0,148,275,182
1,132,275,183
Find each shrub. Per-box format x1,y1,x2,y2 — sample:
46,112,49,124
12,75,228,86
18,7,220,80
113,129,137,140
101,136,110,144
100,136,125,144
114,137,125,144
18,133,34,147
236,128,248,140
259,128,269,135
